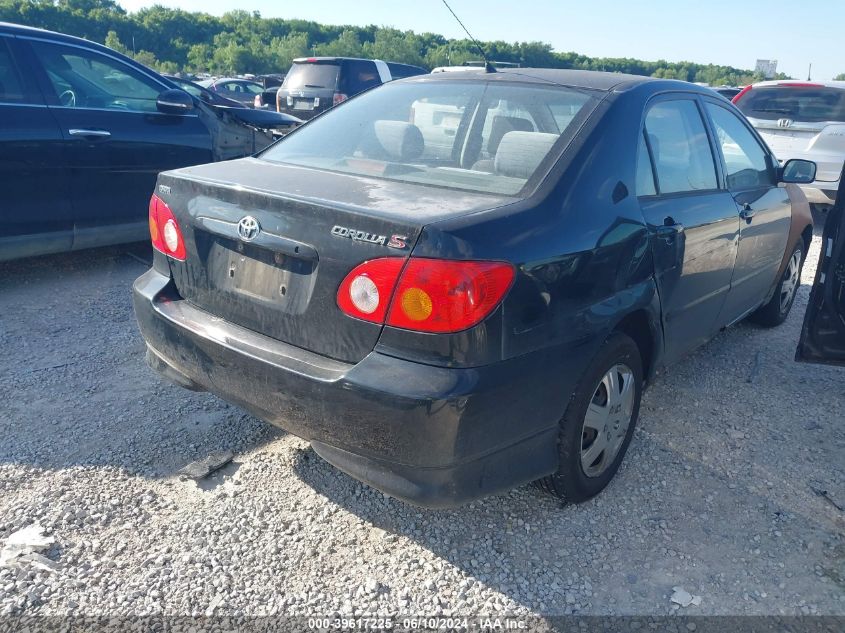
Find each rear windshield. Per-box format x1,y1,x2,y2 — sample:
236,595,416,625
260,81,598,196
283,62,340,90
737,86,845,122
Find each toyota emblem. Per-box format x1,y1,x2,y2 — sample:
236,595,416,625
237,216,260,241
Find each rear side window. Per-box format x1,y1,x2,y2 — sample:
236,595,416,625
283,62,340,91
705,102,775,189
340,60,380,95
737,86,845,123
644,100,717,195
386,62,425,80
0,39,27,103
30,41,162,112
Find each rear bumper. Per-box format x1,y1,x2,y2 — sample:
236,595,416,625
133,269,581,507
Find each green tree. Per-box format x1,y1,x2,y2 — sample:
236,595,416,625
104,29,128,55
0,0,777,82
835,73,845,81
315,29,362,58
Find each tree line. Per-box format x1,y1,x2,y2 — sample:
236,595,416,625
1,0,794,85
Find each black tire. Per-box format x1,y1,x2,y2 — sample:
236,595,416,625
749,241,804,328
536,332,643,504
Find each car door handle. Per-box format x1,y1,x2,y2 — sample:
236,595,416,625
655,223,684,241
739,203,756,222
68,129,111,138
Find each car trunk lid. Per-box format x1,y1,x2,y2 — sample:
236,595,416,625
157,158,510,363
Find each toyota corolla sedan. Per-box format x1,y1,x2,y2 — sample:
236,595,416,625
134,69,816,507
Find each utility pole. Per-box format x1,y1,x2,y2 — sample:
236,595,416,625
132,35,136,56
807,63,812,81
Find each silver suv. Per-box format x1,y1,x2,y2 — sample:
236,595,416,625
734,80,845,208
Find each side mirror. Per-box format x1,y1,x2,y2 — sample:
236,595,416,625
780,159,817,184
156,89,195,115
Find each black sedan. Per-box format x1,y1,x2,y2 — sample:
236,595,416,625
0,23,297,261
134,68,816,507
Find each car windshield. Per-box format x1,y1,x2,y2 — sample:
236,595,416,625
738,86,845,123
283,62,341,90
260,80,598,196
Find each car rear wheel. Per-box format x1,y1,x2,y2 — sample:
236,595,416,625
749,242,803,327
536,332,643,503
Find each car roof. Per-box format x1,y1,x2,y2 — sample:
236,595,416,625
213,77,261,84
410,67,665,92
752,80,845,90
0,21,124,54
291,56,424,70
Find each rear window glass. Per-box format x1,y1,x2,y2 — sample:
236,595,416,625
737,86,845,122
260,81,598,196
0,39,26,103
283,62,340,91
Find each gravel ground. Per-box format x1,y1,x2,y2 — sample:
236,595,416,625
0,233,842,619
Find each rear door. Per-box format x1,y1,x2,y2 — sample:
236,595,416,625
637,96,740,363
703,99,792,323
22,36,212,240
339,59,381,98
0,34,73,257
797,170,845,365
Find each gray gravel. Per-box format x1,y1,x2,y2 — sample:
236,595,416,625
0,234,842,618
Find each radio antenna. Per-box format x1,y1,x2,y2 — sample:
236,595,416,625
440,0,495,73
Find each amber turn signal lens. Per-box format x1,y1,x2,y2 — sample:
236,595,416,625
400,287,433,321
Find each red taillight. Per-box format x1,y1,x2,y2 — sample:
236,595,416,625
732,84,752,104
336,258,515,333
779,82,824,88
148,194,187,261
336,258,405,323
333,92,348,106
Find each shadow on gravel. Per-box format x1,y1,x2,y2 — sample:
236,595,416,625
0,244,283,480
289,284,844,614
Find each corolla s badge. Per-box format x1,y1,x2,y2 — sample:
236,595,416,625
237,216,261,241
331,225,407,249
777,118,793,128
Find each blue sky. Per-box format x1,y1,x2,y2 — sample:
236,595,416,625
118,0,843,80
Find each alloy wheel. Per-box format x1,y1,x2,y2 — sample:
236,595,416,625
780,248,802,313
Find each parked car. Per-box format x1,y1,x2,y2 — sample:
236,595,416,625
797,164,845,366
166,75,245,108
712,86,741,100
0,22,297,261
733,81,845,210
197,77,264,107
275,57,426,120
134,69,815,508
166,75,302,133
253,73,285,110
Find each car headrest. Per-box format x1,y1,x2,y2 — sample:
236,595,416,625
494,131,559,179
488,116,534,154
373,120,424,161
